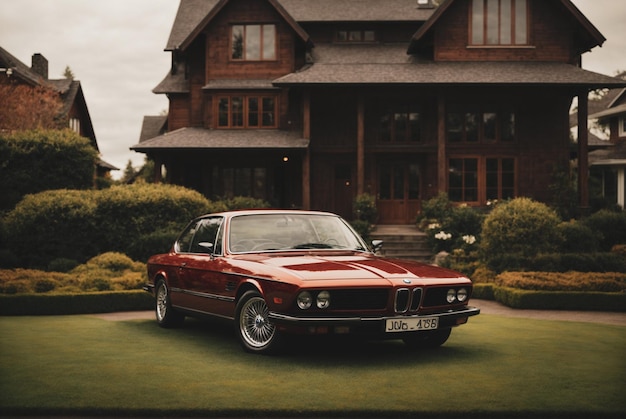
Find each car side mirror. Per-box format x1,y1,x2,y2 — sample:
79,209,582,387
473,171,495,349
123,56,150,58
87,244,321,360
371,239,383,253
198,242,214,254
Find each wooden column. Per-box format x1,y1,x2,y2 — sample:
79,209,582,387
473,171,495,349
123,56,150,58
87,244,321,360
302,91,311,210
437,94,447,193
577,90,589,213
357,96,365,195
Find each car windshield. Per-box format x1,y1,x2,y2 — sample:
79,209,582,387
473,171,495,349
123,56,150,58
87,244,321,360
228,213,369,253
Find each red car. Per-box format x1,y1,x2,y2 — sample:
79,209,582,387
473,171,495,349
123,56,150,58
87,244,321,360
145,210,479,354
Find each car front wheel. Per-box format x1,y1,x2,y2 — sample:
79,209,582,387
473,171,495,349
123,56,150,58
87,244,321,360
235,290,281,354
155,279,184,328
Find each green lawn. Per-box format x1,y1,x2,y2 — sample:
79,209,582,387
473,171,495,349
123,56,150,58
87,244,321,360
1,313,624,418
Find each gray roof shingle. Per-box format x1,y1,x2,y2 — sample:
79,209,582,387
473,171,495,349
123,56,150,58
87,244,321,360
131,127,309,151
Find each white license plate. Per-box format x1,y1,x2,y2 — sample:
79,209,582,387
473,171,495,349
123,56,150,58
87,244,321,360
385,316,438,333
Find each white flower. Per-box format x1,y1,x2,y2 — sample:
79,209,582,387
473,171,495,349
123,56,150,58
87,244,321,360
434,231,452,240
427,223,441,230
462,235,476,245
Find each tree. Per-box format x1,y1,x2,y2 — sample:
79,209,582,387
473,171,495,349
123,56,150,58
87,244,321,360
121,160,137,183
0,84,63,131
63,66,75,80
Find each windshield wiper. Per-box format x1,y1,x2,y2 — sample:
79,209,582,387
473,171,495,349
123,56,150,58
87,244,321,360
291,243,334,249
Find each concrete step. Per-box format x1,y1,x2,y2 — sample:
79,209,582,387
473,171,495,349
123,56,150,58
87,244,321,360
370,225,433,263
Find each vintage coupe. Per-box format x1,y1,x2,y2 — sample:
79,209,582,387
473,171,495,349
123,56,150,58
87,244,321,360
145,210,479,354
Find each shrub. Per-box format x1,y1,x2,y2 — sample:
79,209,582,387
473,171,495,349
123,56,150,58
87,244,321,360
353,193,378,223
486,252,626,273
557,220,599,253
582,209,626,251
350,219,372,242
0,129,97,211
495,271,626,293
480,198,562,260
47,258,80,273
419,194,483,254
221,196,270,211
3,189,99,268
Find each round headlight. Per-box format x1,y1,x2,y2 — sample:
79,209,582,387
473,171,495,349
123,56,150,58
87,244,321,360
457,288,468,302
446,288,457,303
297,291,312,310
316,291,331,309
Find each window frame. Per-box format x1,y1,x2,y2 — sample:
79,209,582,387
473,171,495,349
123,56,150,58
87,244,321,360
446,110,516,143
448,156,517,205
336,29,377,43
230,24,277,61
379,105,422,143
216,94,278,129
619,115,626,137
469,0,529,46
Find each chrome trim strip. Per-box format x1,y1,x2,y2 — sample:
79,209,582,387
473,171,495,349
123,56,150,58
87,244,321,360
269,306,480,324
172,304,234,321
171,287,235,303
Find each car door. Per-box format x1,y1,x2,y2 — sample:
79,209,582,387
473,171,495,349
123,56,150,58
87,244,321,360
176,216,228,314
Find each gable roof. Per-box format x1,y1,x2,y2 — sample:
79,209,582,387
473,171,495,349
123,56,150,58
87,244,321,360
172,0,310,52
0,45,47,86
277,0,435,22
407,0,606,55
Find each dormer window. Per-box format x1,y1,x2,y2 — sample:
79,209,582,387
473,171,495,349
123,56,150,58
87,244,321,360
337,30,376,43
470,0,528,46
231,24,276,61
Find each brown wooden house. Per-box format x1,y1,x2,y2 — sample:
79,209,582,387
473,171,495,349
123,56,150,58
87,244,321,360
132,0,626,223
588,73,626,208
0,46,118,177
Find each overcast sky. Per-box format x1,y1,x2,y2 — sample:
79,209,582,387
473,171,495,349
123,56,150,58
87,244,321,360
1,0,625,179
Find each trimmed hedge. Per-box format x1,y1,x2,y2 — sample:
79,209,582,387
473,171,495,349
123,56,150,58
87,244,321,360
0,290,153,316
473,283,626,312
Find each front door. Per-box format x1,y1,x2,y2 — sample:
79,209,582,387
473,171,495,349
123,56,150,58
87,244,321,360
377,162,421,224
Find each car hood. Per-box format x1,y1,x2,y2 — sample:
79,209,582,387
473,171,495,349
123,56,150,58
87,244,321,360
232,252,466,282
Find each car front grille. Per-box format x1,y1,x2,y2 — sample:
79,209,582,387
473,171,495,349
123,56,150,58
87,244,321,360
394,287,423,313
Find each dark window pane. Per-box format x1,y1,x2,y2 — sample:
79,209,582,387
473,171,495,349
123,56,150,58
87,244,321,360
409,113,421,142
502,113,515,141
393,166,403,199
483,112,497,142
466,113,479,142
218,98,229,126
408,164,420,199
248,97,259,127
379,166,391,199
262,97,275,127
232,25,244,59
447,113,463,142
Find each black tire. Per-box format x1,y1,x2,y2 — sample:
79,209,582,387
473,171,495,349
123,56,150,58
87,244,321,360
402,328,452,350
235,290,281,354
155,279,184,328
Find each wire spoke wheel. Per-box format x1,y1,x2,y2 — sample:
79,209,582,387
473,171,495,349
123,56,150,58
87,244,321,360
236,291,280,353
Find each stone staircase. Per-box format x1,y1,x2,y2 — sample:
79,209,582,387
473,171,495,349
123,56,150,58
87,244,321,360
369,224,433,263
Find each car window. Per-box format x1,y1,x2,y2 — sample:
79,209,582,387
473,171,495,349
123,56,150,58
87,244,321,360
190,217,224,254
175,220,199,253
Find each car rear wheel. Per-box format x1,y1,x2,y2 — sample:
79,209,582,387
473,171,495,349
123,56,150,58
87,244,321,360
155,279,184,328
235,290,281,354
402,328,451,349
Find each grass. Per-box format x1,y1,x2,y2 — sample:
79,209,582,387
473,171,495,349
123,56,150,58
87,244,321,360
1,313,625,418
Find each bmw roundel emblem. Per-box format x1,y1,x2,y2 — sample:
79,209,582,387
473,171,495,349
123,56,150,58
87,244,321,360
403,279,412,284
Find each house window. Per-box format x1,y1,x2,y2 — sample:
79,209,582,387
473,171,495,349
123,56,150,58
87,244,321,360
379,106,421,142
447,111,515,143
486,157,516,200
471,0,528,45
449,158,479,202
337,30,376,42
69,118,80,134
217,95,277,128
449,157,517,204
231,24,276,60
619,116,626,137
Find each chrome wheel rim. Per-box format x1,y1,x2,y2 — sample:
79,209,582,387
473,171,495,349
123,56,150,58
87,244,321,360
156,283,168,322
239,296,275,348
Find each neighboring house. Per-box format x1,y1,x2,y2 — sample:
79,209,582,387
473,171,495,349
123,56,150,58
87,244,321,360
132,0,626,223
0,46,118,178
588,73,626,208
